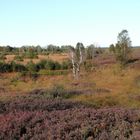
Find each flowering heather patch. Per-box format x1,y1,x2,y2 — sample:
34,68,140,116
0,97,83,113
0,95,140,140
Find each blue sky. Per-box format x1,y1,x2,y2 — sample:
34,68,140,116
0,0,140,47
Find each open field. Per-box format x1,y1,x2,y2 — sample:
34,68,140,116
0,62,140,108
0,47,140,139
1,0,140,139
1,0,140,138
4,53,68,64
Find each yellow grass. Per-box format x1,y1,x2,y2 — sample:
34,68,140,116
0,62,140,108
74,64,140,108
4,53,68,65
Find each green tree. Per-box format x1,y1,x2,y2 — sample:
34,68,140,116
109,30,132,66
109,44,115,53
86,44,95,59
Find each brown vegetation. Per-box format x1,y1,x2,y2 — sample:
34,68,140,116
4,53,68,65
0,47,140,139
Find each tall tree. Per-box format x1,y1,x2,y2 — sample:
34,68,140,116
86,44,95,59
109,29,132,66
69,43,86,79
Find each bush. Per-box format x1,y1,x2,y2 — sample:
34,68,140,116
45,60,59,70
36,59,61,70
48,84,65,98
22,52,38,59
54,61,61,70
0,59,69,74
61,60,72,69
10,61,27,72
0,61,26,73
35,59,47,70
26,61,38,72
14,55,24,61
0,62,12,72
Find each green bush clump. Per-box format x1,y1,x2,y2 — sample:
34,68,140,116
0,61,26,73
0,62,12,72
11,61,27,72
36,60,55,70
61,60,72,69
14,55,24,61
26,61,38,72
22,52,38,59
0,59,70,74
36,59,69,70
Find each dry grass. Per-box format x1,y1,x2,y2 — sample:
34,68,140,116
1,63,140,108
5,55,15,63
1,49,140,108
39,53,68,63
4,53,68,65
74,64,140,108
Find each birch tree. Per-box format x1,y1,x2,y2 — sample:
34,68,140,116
69,43,86,79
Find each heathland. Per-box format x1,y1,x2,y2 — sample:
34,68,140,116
0,43,140,139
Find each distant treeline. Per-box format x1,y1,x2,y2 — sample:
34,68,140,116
0,44,108,55
0,45,71,54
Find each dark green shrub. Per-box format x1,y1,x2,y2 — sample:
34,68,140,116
35,60,46,70
36,59,61,70
10,61,27,72
54,61,61,70
25,61,39,79
61,60,71,69
0,61,26,73
45,60,55,70
0,62,12,72
26,61,38,72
